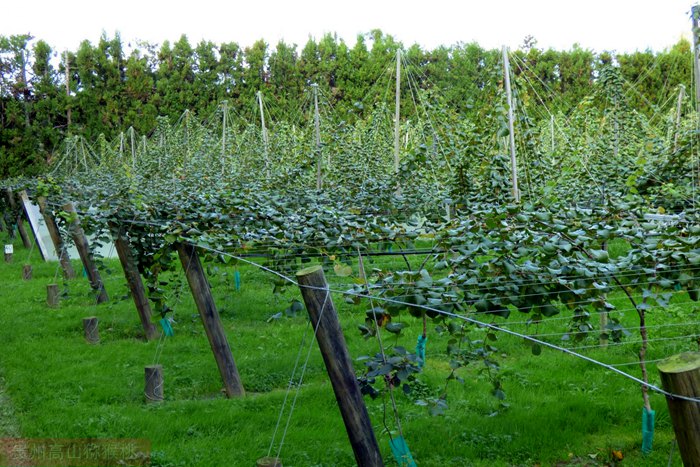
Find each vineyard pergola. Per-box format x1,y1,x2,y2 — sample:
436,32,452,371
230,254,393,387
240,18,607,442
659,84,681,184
2,18,700,466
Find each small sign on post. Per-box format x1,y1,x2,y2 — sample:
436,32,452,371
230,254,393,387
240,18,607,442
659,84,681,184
4,244,13,263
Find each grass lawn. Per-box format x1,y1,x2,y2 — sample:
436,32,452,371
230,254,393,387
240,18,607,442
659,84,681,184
0,231,696,466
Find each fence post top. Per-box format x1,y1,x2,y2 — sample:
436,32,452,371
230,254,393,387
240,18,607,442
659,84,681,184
658,352,700,374
296,265,324,277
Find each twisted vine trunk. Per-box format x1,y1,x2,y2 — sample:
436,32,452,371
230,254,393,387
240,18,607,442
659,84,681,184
638,300,651,411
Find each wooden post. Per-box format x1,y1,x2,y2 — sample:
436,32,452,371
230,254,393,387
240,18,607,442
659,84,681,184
502,46,520,203
312,84,322,190
296,265,383,467
692,6,700,110
257,91,270,180
46,284,59,307
599,311,609,347
674,85,685,153
176,242,245,398
130,127,136,170
144,365,164,403
613,95,620,159
37,196,76,279
63,203,108,304
22,264,32,280
256,457,282,467
3,200,14,240
111,224,157,340
3,219,14,239
6,188,32,249
221,100,228,174
394,49,401,175
658,352,700,466
64,51,71,128
82,316,100,344
4,244,12,263
550,115,555,154
183,109,190,161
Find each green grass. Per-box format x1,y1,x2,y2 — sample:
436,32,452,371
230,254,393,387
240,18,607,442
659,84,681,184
0,231,695,466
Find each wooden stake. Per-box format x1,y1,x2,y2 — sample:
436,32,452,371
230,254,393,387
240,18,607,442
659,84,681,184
550,114,555,153
6,188,32,249
599,311,608,347
64,51,71,128
502,46,520,203
3,198,15,240
296,265,383,467
256,457,282,467
221,100,228,174
46,284,59,307
674,85,685,153
394,49,401,175
111,224,157,340
144,365,164,403
257,91,270,179
312,84,322,190
176,242,245,398
82,316,100,344
22,264,32,280
63,203,108,304
693,6,700,109
37,196,76,279
657,352,700,466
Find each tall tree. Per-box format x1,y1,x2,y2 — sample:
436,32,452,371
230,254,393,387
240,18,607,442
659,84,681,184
31,40,63,164
217,41,244,107
269,40,302,116
124,49,157,132
243,39,269,101
194,40,221,117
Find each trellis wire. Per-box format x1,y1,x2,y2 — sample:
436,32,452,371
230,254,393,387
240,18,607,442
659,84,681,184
193,242,700,404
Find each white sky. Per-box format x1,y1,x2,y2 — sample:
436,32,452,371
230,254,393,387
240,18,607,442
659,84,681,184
0,0,694,55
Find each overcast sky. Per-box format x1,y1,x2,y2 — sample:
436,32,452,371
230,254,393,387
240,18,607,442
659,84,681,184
0,0,694,55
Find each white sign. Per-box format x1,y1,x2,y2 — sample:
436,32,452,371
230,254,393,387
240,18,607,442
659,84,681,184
4,245,13,255
19,190,50,261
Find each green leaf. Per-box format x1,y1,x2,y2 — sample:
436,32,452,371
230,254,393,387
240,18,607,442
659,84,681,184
334,263,353,277
539,303,559,317
590,249,609,263
385,322,408,334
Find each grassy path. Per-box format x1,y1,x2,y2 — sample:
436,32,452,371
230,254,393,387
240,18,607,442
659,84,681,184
0,373,20,437
0,231,690,465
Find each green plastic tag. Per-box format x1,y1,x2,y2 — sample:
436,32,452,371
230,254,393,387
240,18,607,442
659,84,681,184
160,318,174,337
390,436,416,467
641,407,655,454
415,335,427,368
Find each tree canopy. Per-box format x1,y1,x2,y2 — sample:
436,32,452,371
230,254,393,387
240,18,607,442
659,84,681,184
0,31,692,177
